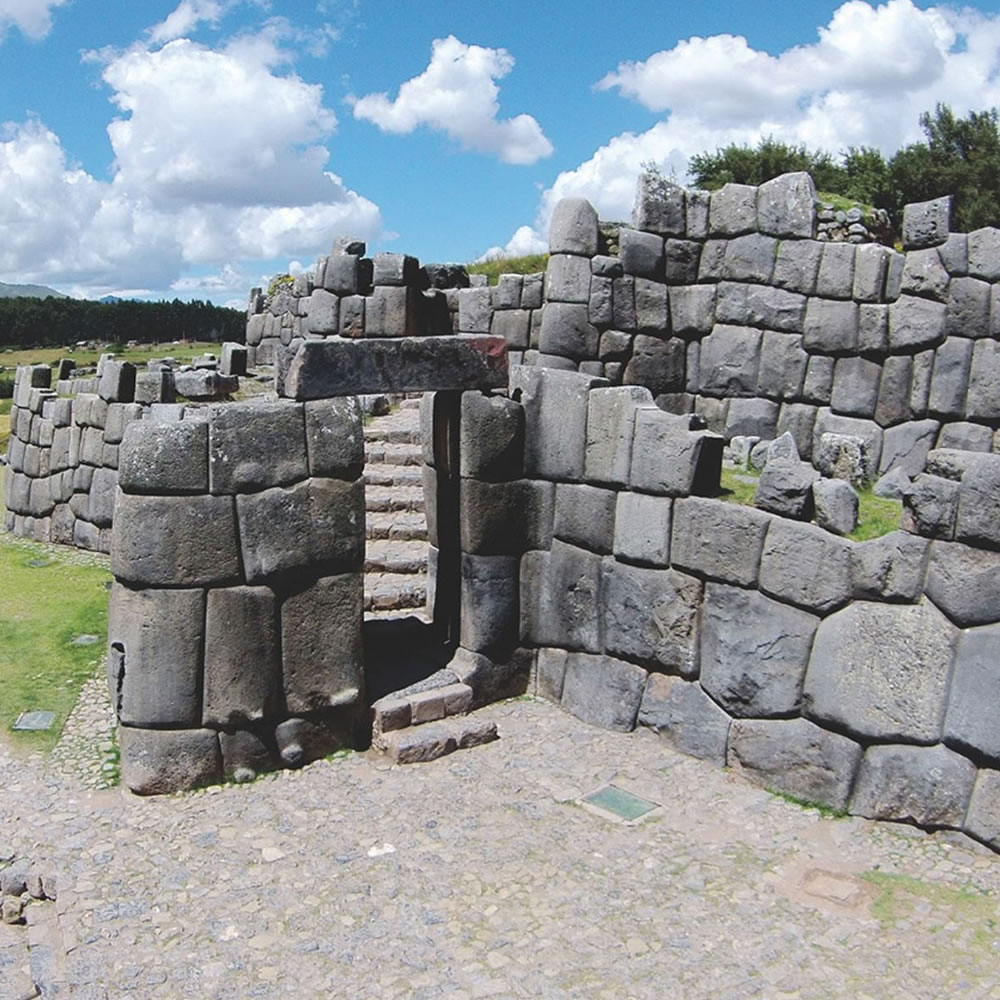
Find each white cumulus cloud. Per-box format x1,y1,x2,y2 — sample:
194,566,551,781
350,34,553,165
0,0,67,41
498,0,1000,256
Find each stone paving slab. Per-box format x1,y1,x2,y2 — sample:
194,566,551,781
3,696,1000,999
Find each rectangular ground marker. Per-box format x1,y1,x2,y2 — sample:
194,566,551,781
13,711,55,731
582,785,658,822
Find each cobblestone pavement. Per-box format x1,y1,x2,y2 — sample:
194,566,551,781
3,688,1000,1000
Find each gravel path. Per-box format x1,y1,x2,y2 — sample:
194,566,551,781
2,687,1000,999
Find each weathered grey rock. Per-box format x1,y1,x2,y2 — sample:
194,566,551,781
936,421,992,452
756,172,816,238
721,234,777,283
907,349,933,417
698,325,761,395
888,295,947,351
173,369,238,399
902,196,951,249
852,244,891,302
611,275,636,329
801,355,834,405
757,332,807,401
632,171,686,235
629,408,721,497
282,574,362,713
901,247,950,301
365,286,421,337
584,386,653,485
622,335,686,396
773,239,822,294
113,493,240,587
560,652,648,732
117,419,209,495
831,357,881,419
802,298,858,352
202,586,280,726
936,232,968,276
613,491,672,566
851,530,928,602
512,366,607,481
538,301,599,360
946,276,990,338
619,228,664,280
219,729,276,782
275,713,353,768
237,477,363,583
873,466,911,500
902,473,959,539
697,239,727,282
944,623,1000,761
816,243,856,299
759,519,851,613
773,403,816,460
813,410,883,483
715,282,807,332
109,584,205,727
708,183,757,235
724,398,779,441
460,554,519,653
534,647,568,703
633,277,668,332
554,483,617,553
638,674,730,764
602,560,701,677
965,339,1000,419
955,452,1000,547
120,727,221,795
701,583,818,717
754,458,819,519
588,275,613,327
491,309,530,348
873,355,912,428
813,477,859,535
664,238,701,284
528,540,603,652
685,188,710,238
858,302,889,355
967,226,1000,280
545,254,592,304
728,718,862,811
927,337,972,418
460,391,524,481
851,743,974,827
669,284,715,335
803,599,956,743
549,198,599,255
98,361,137,403
459,478,553,554
305,289,339,335
284,335,507,398
373,252,419,287
303,397,364,479
879,419,939,478
964,770,1000,848
208,400,307,493
87,467,117,527
671,497,771,586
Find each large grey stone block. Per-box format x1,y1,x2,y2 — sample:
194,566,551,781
109,584,205,727
927,337,972,417
554,484,617,553
715,282,806,332
282,574,363,713
728,718,862,811
512,366,607,481
944,623,1000,761
831,357,881,418
759,519,851,613
629,409,722,497
757,332,807,400
756,172,816,238
813,410,883,482
203,586,280,726
664,238,701,284
900,247,950,300
774,239,822,294
613,491,671,566
851,743,974,828
209,400,307,494
708,183,757,235
722,233,777,283
622,335,686,396
364,285,421,337
530,540,603,653
633,277,668,332
113,493,241,587
936,421,992,451
965,339,1000,419
754,458,819,520
602,559,702,678
538,301,599,360
698,324,761,395
275,712,354,768
955,452,1000,548
926,540,1000,626
588,275,613,327
237,478,364,583
283,335,508,397
853,244,891,302
98,361,137,403
850,531,929,602
816,242,856,299
671,497,771,586
638,674,731,765
802,298,859,352
874,355,912,427
859,302,889,353
459,478,554,554
879,419,938,478
777,403,817,459
685,188,710,238
560,652,648,732
549,198,599,255
458,287,492,333
304,396,364,479
584,386,653,485
87,467,118,527
968,226,1000,280
724,398,779,441
306,288,339,334
813,477,859,536
888,295,947,351
619,228,664,280
803,599,956,743
460,391,524,481
701,583,819,717
801,355,834,405
117,420,209,495
120,727,221,796
491,308,530,348
946,276,990,338
632,172,685,235
902,473,959,539
964,770,1000,848
373,252,419,287
669,285,715,335
902,196,951,250
545,254,592,304
612,276,637,329
460,554,519,653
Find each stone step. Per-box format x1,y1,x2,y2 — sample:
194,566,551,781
365,485,425,513
363,607,432,624
365,539,428,575
364,572,426,612
363,425,420,445
364,463,423,488
364,442,423,466
374,716,499,764
366,511,428,541
399,397,423,410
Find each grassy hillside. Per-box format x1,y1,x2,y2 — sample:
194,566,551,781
0,281,67,299
468,254,548,285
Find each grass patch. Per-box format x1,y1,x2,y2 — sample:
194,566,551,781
718,465,759,506
0,341,223,371
467,253,548,285
0,496,111,752
767,787,849,819
0,407,9,456
817,191,876,215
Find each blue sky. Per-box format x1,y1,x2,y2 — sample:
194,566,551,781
2,0,1000,305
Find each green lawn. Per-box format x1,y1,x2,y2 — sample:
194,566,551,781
0,468,111,752
0,340,224,370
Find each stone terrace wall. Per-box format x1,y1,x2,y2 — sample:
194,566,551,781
463,174,1000,487
510,365,1000,850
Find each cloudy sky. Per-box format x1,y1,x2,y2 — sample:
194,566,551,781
2,0,999,304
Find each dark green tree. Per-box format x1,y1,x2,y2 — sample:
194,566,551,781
688,136,846,191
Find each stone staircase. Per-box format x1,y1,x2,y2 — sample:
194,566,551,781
363,399,429,618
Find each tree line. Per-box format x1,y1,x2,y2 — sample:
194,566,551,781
0,296,246,350
687,104,1000,234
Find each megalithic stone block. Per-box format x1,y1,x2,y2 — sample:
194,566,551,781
119,727,222,795
281,336,508,398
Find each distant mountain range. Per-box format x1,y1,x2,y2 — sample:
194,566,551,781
0,280,68,299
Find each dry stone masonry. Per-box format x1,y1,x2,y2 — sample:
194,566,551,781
5,173,1000,852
